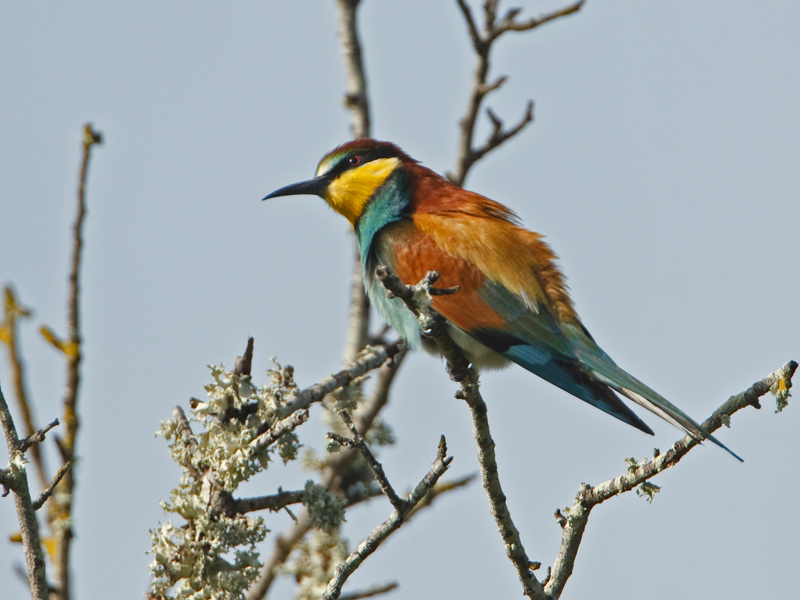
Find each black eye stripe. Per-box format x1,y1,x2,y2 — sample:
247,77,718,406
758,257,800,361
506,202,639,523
328,146,400,178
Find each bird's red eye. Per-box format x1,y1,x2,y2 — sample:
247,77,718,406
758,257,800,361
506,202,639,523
348,155,361,166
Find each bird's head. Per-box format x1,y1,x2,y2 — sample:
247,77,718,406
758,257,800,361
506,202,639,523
264,139,414,225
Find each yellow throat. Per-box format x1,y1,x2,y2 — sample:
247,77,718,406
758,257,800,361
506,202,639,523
322,157,400,225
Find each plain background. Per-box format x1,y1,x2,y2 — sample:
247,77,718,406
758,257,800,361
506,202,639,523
1,1,798,599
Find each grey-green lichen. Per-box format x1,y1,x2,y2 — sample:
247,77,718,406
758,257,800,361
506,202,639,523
149,361,303,599
771,371,793,413
635,481,661,503
302,480,347,533
281,529,349,600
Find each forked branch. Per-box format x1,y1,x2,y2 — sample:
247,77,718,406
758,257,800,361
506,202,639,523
449,0,584,186
544,360,798,599
319,436,453,600
376,266,547,599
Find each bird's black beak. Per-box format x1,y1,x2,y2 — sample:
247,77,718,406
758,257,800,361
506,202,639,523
263,173,331,201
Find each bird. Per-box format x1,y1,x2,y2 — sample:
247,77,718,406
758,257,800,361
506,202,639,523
264,138,741,461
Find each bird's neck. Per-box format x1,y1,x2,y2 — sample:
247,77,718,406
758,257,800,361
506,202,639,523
355,168,410,265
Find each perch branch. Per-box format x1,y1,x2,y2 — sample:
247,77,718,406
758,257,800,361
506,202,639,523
376,266,546,599
544,360,798,599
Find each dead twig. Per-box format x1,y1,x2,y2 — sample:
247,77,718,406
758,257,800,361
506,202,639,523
449,0,584,186
319,436,453,600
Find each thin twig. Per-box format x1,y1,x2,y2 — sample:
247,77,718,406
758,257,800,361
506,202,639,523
32,461,72,511
233,489,306,515
375,267,546,599
246,345,406,600
280,342,402,416
0,384,50,599
1,287,49,491
544,360,798,599
250,409,310,452
49,123,102,600
493,0,585,38
338,581,399,600
329,410,406,513
19,418,60,454
449,0,584,186
319,436,453,600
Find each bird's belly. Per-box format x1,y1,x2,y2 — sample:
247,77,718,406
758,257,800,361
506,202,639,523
420,324,512,371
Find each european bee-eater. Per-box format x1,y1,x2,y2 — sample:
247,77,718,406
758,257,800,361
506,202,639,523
265,139,741,461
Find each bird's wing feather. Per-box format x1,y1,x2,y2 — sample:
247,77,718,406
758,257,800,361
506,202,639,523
372,219,655,434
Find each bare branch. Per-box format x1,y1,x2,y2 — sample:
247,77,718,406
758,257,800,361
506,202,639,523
234,337,254,376
343,238,373,370
329,410,406,513
449,1,584,186
544,360,798,599
470,101,534,166
319,436,453,600
337,0,373,376
493,1,585,39
375,267,546,599
19,418,60,454
1,286,49,490
246,344,406,600
50,123,102,600
337,0,370,139
32,461,72,511
233,488,306,515
338,581,399,600
0,384,50,599
455,0,483,52
280,342,402,416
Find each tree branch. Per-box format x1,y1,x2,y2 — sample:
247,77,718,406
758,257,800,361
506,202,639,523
337,0,371,140
337,0,372,371
48,123,102,600
32,461,72,511
17,418,59,455
492,0,585,39
375,267,546,599
329,410,406,513
233,488,306,515
0,384,50,600
279,342,403,416
449,0,584,186
246,344,407,600
319,436,453,600
543,360,798,599
0,287,49,491
338,581,398,600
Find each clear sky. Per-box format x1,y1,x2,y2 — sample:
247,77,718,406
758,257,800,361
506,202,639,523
1,2,798,599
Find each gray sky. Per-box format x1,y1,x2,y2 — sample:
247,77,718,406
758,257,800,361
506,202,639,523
1,1,798,599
